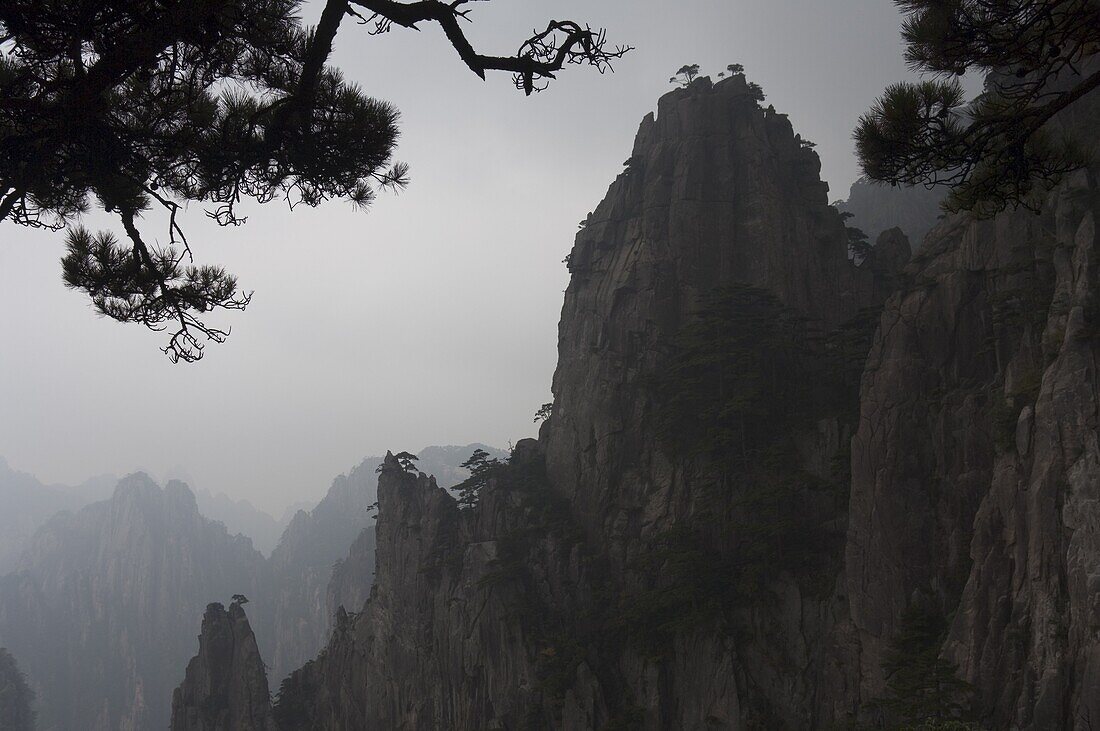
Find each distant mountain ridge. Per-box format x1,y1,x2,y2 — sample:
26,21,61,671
193,488,289,556
834,176,945,252
0,457,116,573
0,474,271,730
0,443,504,729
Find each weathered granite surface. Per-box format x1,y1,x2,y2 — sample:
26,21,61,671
171,602,275,731
273,76,887,729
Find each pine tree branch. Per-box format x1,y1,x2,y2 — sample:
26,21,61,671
296,0,349,114
348,0,631,94
1018,64,1100,137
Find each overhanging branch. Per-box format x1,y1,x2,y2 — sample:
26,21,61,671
349,0,631,94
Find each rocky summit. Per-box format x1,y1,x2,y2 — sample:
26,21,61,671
171,601,275,731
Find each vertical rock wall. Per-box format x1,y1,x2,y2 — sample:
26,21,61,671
847,80,1100,727
275,77,885,729
171,602,275,731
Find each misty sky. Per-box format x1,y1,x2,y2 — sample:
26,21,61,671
0,0,925,514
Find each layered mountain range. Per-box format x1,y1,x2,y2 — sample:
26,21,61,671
0,474,270,730
0,458,116,574
169,70,1100,730
0,445,501,729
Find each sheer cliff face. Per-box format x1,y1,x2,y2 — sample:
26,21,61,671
847,88,1100,727
536,76,880,726
325,525,376,624
171,602,274,731
0,475,270,731
544,74,873,543
276,455,561,729
198,72,1100,730
266,446,502,682
276,78,883,729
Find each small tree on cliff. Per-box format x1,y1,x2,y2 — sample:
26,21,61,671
718,63,745,79
868,601,975,727
395,452,419,473
669,63,702,86
375,451,419,474
0,0,630,361
856,0,1100,215
533,402,553,424
454,448,503,507
847,226,873,262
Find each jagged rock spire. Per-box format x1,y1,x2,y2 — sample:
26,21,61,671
170,602,275,731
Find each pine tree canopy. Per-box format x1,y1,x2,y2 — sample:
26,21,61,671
856,0,1100,216
455,447,502,507
0,0,630,361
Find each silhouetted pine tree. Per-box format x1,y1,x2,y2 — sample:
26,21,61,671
857,0,1100,215
0,0,629,360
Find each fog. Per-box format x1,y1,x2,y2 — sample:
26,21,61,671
0,0,921,515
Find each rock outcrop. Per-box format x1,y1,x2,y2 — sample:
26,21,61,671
273,450,562,728
170,602,275,731
538,74,882,728
267,444,507,682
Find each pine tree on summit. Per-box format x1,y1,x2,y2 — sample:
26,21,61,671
670,63,701,86
394,452,419,473
375,451,419,474
0,0,630,361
